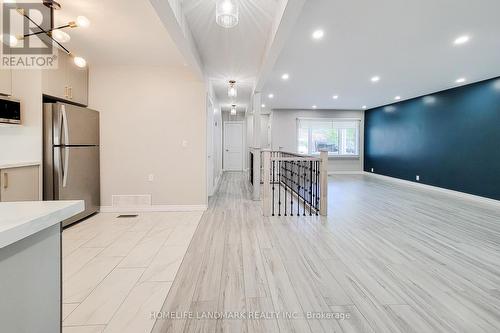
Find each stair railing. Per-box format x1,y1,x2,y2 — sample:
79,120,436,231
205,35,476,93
262,149,328,217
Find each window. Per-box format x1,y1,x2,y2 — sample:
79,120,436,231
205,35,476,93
297,118,360,156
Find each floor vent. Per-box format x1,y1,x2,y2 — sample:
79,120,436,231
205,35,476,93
117,214,139,218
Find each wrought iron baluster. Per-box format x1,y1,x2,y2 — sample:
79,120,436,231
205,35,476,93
316,161,320,215
272,160,275,216
284,160,287,216
290,161,294,216
297,161,300,216
278,160,281,216
309,160,313,216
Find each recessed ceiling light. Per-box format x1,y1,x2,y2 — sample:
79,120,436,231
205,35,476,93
394,96,401,100
455,77,466,83
332,95,339,99
312,29,324,40
261,104,266,108
362,105,367,109
312,105,317,109
454,35,470,45
371,76,380,83
281,73,289,80
268,93,274,99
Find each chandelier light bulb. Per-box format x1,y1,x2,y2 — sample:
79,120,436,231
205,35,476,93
216,0,239,28
73,56,87,68
1,34,18,47
52,30,71,43
76,16,90,28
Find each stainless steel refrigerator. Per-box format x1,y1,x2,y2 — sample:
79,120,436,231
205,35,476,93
43,102,100,227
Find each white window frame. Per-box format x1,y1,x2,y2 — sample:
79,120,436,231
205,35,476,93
296,118,361,158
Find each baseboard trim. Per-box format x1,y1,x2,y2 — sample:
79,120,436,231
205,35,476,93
328,171,364,175
364,172,500,207
100,205,208,213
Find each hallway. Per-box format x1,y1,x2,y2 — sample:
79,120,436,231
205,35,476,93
153,172,500,333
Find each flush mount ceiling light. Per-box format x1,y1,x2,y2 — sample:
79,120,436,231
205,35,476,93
312,29,324,40
455,77,466,83
261,104,266,108
9,0,90,67
394,96,401,100
454,35,469,45
216,0,239,28
371,76,380,83
312,105,317,109
230,104,237,115
228,80,237,97
332,95,339,99
281,73,289,80
268,93,274,99
362,105,367,109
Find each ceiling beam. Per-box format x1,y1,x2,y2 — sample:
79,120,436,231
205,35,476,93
254,0,307,92
148,0,205,81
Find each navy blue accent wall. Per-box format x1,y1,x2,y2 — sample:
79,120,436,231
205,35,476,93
364,77,500,200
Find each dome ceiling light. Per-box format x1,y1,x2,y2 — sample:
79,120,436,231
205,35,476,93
216,0,239,28
8,0,90,67
228,80,237,97
230,104,237,115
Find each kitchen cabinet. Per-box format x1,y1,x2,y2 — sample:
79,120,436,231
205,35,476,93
42,50,88,105
0,165,40,202
0,68,12,96
66,54,88,105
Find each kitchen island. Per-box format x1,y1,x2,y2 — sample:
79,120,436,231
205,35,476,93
0,201,84,333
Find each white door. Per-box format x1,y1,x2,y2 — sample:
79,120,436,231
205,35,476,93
224,122,244,171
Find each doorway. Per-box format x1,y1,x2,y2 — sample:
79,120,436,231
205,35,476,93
223,121,244,171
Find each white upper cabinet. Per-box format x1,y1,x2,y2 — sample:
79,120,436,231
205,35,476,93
42,50,88,106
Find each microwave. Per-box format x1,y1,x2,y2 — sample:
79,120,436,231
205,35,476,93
0,96,21,124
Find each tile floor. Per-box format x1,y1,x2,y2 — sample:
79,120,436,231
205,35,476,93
61,211,203,333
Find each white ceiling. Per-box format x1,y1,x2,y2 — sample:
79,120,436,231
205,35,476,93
181,0,280,109
262,0,500,110
54,0,186,66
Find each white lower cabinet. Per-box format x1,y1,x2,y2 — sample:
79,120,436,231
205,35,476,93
0,165,40,202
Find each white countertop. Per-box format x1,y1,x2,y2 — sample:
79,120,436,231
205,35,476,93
0,161,41,169
0,201,84,248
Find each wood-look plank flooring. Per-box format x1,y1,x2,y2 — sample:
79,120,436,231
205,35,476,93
61,211,203,333
153,172,500,333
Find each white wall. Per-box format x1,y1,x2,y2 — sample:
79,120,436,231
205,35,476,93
0,70,43,163
89,65,207,207
271,109,365,173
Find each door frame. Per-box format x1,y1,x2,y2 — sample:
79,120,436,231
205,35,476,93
223,120,245,171
206,97,215,196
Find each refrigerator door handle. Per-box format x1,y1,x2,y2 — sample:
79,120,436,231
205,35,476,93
61,104,69,146
62,147,69,188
